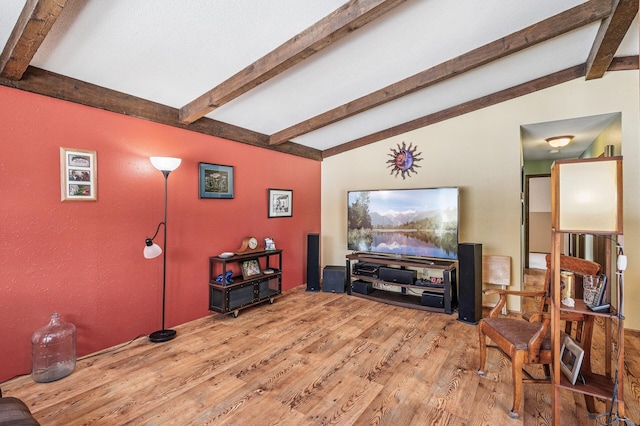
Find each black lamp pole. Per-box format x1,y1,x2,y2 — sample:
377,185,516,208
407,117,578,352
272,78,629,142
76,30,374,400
149,169,177,343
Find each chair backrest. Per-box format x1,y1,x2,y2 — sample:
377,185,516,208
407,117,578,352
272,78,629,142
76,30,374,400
543,254,601,309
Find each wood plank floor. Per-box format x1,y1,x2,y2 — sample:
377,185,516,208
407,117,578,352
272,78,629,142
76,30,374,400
2,279,639,425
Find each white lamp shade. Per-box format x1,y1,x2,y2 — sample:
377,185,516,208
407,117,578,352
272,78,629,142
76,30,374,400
552,157,623,234
150,157,182,172
144,243,163,259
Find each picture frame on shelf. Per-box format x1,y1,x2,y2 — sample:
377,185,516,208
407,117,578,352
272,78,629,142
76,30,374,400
268,189,292,218
559,335,584,385
60,147,97,202
241,259,262,280
264,237,276,250
199,163,234,199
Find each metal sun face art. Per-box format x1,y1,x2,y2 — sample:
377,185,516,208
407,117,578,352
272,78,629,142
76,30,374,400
387,142,422,179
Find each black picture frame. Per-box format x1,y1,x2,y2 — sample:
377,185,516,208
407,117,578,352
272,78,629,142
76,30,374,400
199,163,234,199
268,189,293,218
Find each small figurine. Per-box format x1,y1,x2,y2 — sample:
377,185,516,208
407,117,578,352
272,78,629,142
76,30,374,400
215,270,234,284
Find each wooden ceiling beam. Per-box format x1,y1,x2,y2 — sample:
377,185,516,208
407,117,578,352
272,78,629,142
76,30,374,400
0,0,68,80
585,0,638,80
269,0,613,146
179,0,408,125
0,66,321,161
322,56,638,158
323,66,586,158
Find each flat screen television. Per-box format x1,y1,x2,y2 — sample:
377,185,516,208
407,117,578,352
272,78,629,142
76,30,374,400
347,187,459,260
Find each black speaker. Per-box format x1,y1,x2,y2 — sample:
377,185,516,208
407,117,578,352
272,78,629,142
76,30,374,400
322,265,346,293
458,242,482,324
352,280,373,295
378,267,416,284
421,291,444,309
306,234,320,292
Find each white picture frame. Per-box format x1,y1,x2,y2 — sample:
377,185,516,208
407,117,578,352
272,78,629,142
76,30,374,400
60,147,97,201
560,335,584,385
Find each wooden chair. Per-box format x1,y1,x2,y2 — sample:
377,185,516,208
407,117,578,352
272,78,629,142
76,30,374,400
477,255,600,418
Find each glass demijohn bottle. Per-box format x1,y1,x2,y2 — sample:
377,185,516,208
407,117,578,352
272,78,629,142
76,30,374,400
31,313,77,383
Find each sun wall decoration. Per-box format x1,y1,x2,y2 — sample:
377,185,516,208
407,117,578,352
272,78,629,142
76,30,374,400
387,141,422,179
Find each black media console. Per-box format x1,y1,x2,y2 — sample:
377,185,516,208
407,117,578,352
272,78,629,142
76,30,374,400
345,252,457,314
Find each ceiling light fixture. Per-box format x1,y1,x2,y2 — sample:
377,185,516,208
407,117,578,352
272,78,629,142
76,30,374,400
546,135,573,148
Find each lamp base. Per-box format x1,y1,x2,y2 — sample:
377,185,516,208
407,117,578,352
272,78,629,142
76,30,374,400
149,329,177,343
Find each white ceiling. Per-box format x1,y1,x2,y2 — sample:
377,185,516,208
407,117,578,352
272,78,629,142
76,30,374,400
1,0,638,155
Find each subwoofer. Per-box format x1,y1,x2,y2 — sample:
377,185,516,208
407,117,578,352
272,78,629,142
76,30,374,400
458,242,482,324
322,265,346,293
306,233,320,292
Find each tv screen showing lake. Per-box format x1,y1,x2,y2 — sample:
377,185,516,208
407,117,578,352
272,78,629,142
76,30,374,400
347,188,459,260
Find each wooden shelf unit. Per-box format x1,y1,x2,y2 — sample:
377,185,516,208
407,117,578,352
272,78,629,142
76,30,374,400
345,252,457,314
549,157,625,424
550,235,625,422
208,250,282,317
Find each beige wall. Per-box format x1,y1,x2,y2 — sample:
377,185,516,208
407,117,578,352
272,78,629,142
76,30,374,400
321,71,640,329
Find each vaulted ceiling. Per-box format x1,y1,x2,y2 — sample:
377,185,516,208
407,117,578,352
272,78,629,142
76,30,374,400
1,0,638,161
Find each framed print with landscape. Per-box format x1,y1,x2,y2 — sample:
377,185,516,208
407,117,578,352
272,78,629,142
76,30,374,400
268,189,292,218
60,147,97,201
199,163,234,199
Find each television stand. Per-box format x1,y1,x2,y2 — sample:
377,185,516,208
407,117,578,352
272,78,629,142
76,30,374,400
346,253,457,314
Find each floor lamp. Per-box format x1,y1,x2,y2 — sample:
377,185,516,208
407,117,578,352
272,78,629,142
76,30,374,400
144,156,181,343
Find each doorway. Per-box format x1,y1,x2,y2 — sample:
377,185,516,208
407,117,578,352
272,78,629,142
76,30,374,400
520,112,622,274
524,174,551,269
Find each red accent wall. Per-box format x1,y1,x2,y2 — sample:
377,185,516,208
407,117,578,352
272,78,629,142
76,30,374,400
0,86,321,382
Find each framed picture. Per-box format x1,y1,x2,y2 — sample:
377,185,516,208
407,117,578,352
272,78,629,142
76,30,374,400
199,163,234,199
60,147,97,201
241,259,262,280
268,189,292,218
560,335,585,385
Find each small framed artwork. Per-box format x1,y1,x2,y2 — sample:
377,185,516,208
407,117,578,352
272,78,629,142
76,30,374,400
268,189,293,218
60,147,97,201
199,163,234,199
241,259,262,280
560,335,585,385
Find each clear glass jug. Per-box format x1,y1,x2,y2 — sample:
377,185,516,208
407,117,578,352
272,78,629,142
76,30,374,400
31,313,77,383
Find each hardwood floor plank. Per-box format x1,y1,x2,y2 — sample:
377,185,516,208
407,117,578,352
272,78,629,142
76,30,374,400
303,373,384,425
1,284,637,425
276,338,374,414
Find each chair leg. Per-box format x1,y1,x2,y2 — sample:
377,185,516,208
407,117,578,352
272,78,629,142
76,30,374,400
477,324,487,376
510,351,525,419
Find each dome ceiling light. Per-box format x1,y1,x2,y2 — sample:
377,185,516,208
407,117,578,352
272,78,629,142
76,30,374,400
546,135,573,148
